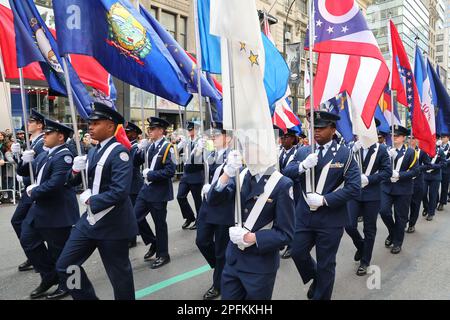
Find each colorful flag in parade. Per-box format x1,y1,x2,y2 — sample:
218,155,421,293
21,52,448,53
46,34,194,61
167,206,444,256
326,93,354,144
9,0,93,119
374,105,391,135
389,20,435,156
53,0,193,106
306,0,389,128
414,46,436,139
427,59,450,135
378,85,401,126
210,0,278,175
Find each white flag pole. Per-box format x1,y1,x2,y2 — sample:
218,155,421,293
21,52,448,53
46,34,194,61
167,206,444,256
387,17,395,169
308,0,316,193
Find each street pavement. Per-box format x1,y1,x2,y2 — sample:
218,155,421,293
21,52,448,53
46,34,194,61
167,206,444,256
1,181,450,300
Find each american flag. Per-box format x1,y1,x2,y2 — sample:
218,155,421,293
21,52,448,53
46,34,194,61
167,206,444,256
306,0,389,128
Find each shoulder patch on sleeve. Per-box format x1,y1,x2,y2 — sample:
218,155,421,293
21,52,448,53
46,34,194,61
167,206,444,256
64,156,73,164
289,187,294,200
119,152,130,162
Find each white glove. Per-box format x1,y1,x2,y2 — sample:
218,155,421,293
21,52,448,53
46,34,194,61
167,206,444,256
201,183,211,198
223,150,243,177
79,189,92,205
300,153,318,171
26,184,37,197
388,149,398,159
352,140,363,153
229,226,253,250
361,174,369,188
138,139,149,150
390,170,400,183
72,155,87,173
306,193,324,211
177,136,187,149
86,213,96,226
197,137,206,150
11,143,21,153
16,175,23,184
437,140,442,147
21,150,35,164
142,168,150,179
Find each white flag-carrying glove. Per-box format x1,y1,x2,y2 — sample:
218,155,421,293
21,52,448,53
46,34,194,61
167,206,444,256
177,135,187,149
390,170,400,183
201,183,211,198
306,193,324,211
229,226,253,250
361,174,369,188
26,184,38,197
436,139,443,147
300,153,318,171
21,150,35,164
16,175,23,184
137,139,149,151
79,189,92,206
388,149,398,159
352,140,363,153
223,150,243,177
11,143,22,154
72,155,87,173
142,168,151,179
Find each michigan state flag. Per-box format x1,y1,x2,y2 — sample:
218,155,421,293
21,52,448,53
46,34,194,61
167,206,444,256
53,0,192,106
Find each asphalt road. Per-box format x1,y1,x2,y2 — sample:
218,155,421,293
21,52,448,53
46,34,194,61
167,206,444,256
1,181,450,300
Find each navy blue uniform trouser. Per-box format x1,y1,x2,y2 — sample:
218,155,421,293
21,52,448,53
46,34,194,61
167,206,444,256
423,180,440,217
134,196,169,258
177,182,202,221
196,218,230,291
11,192,32,240
439,173,449,205
409,180,425,226
291,225,344,300
221,262,277,300
380,192,411,247
56,227,135,300
345,199,379,266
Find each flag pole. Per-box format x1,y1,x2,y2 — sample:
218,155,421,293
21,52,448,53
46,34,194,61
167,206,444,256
0,46,17,140
226,39,242,227
387,17,395,164
18,68,35,183
193,0,209,185
308,0,316,193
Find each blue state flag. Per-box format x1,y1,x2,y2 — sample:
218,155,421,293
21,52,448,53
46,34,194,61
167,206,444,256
327,93,353,144
10,0,92,119
140,5,221,101
427,58,450,134
374,105,390,135
206,73,223,123
197,0,222,74
53,0,192,106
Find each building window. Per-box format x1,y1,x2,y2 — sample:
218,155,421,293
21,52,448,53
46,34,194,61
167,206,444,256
437,34,444,41
437,56,443,63
437,45,444,52
179,16,187,50
284,23,293,44
160,11,176,38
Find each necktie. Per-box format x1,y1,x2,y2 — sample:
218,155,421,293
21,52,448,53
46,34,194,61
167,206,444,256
318,146,324,160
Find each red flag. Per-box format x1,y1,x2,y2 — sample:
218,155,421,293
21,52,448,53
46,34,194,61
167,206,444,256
389,20,435,157
114,124,131,150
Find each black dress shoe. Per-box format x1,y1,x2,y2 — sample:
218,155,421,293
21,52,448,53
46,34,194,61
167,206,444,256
188,222,197,230
422,209,428,217
281,249,292,259
437,204,444,211
426,215,434,221
354,249,363,262
385,236,393,248
203,285,220,300
307,280,316,300
391,246,401,254
46,288,70,300
30,280,58,299
144,244,157,261
182,219,194,229
18,259,33,272
150,256,171,269
356,264,368,276
406,226,415,233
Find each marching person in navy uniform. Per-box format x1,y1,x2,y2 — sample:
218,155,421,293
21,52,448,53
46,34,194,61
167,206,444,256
345,125,391,276
133,117,176,269
420,140,445,224
283,111,360,300
380,125,419,254
125,122,144,248
437,134,450,211
196,122,234,300
207,151,295,300
56,103,138,300
177,121,204,230
18,119,79,299
277,128,299,260
10,110,46,272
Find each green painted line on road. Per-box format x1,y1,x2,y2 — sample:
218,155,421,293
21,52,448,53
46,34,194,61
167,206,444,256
135,264,212,299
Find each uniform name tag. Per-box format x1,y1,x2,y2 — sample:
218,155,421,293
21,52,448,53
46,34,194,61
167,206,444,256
330,162,344,168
